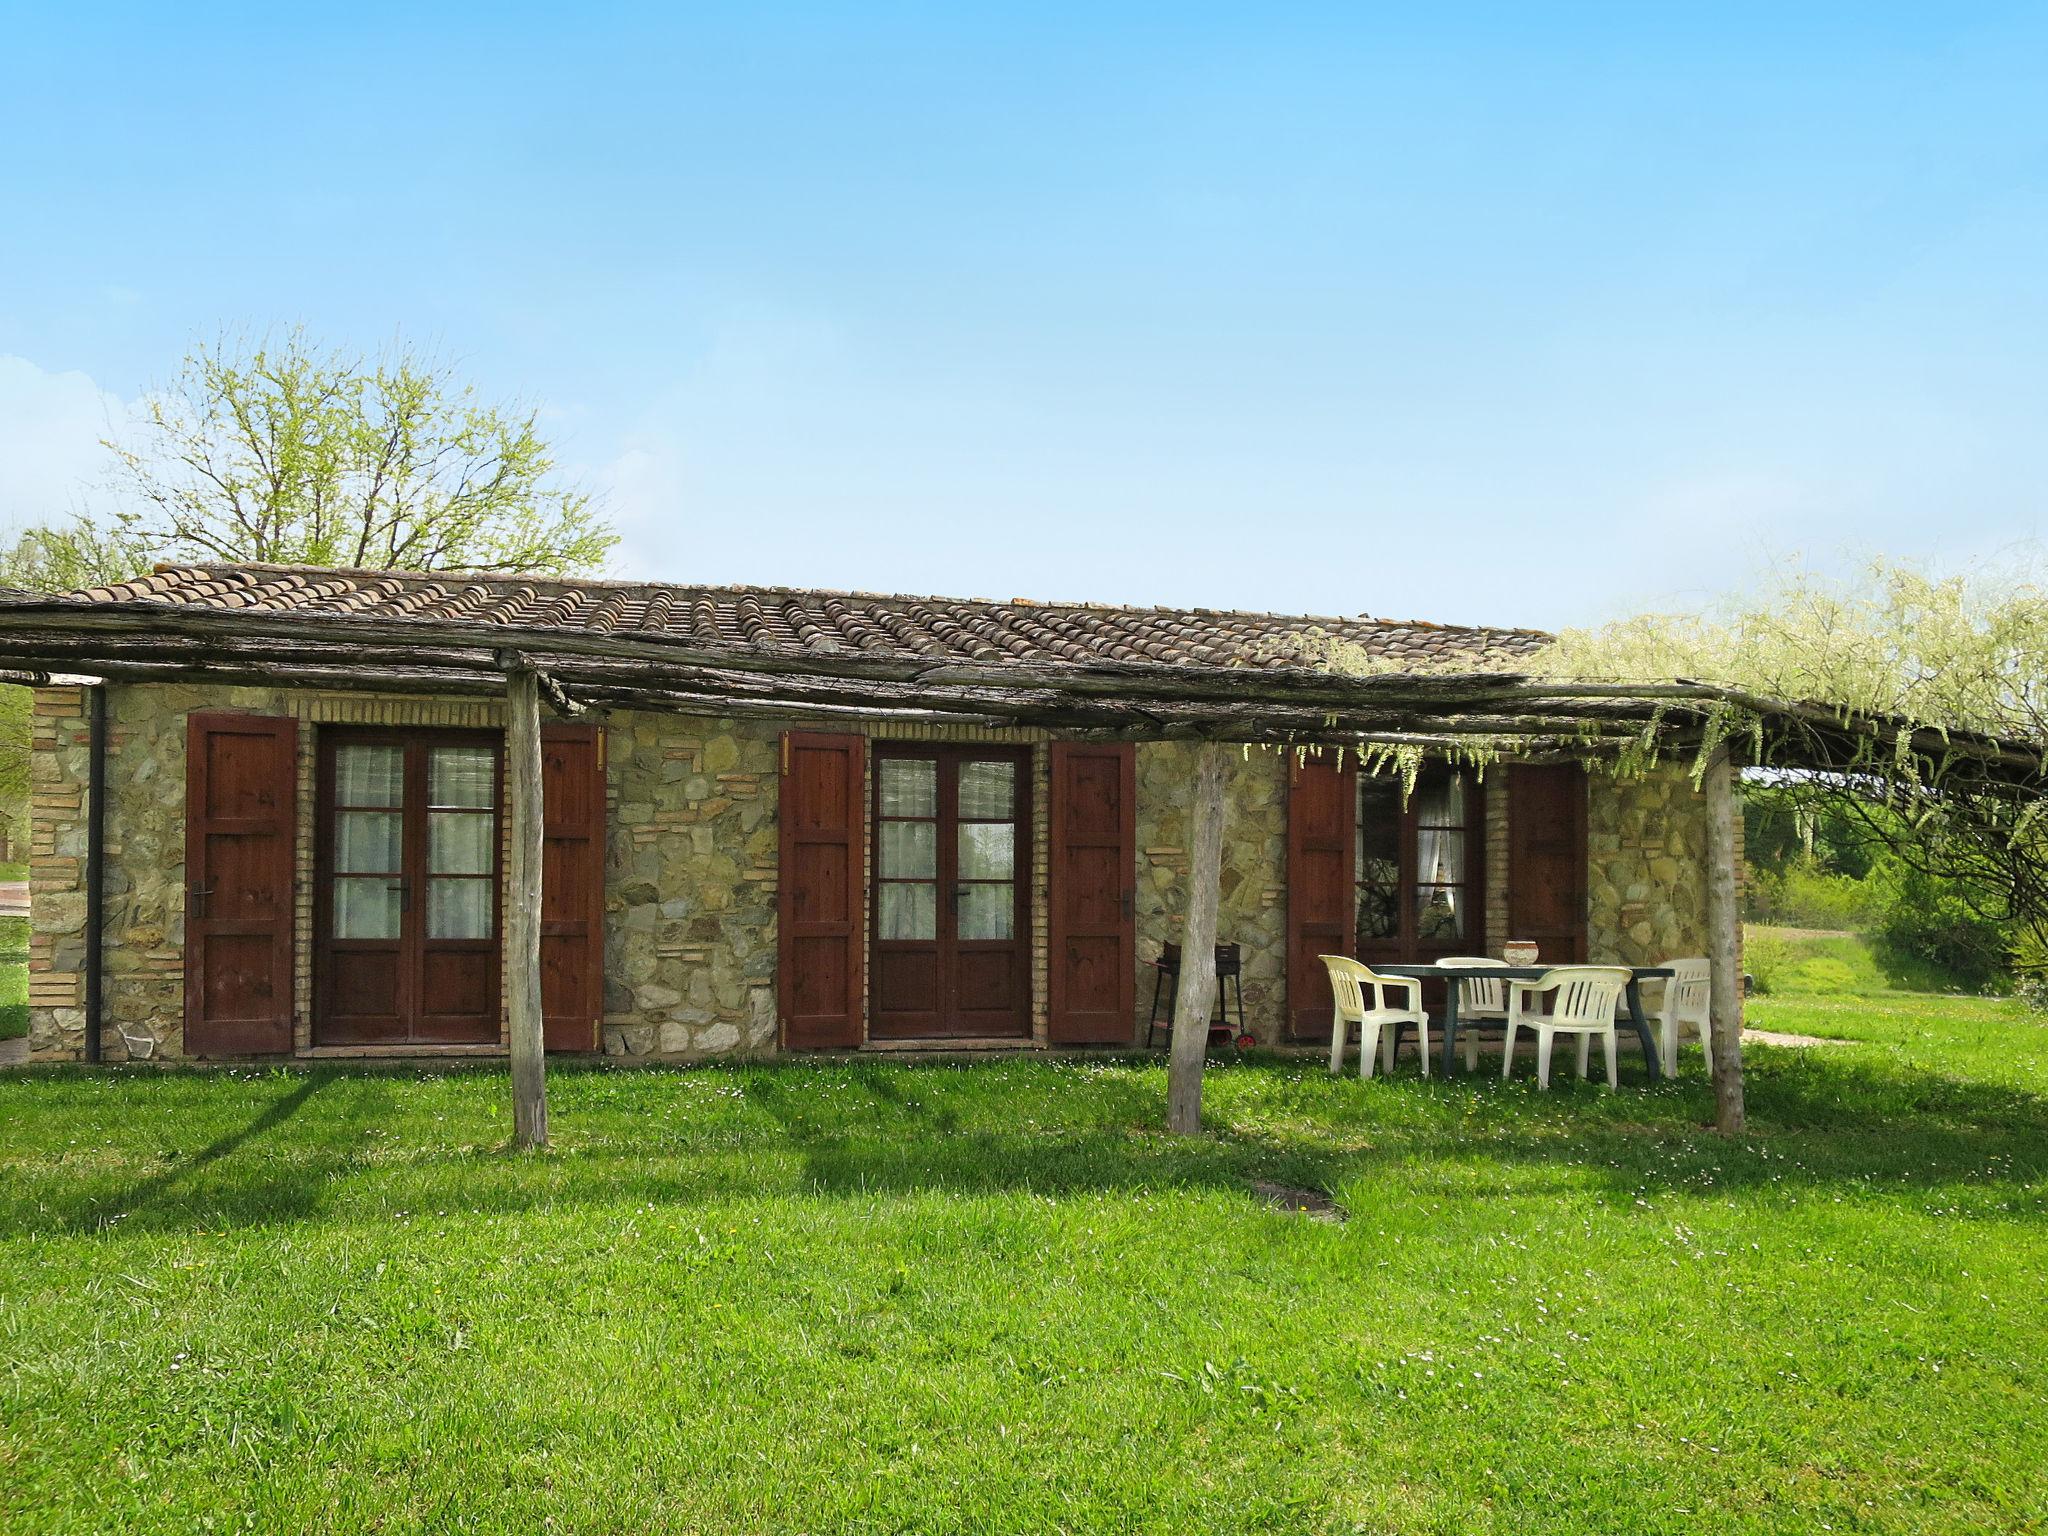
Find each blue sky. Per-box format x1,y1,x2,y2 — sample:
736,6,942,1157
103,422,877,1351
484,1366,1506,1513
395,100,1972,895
3,2,2045,629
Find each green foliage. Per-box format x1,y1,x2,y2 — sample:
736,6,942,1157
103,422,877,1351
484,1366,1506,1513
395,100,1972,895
102,329,616,577
2008,926,2048,1010
1741,925,1793,994
0,686,30,858
1745,923,1915,997
1742,780,2025,990
1536,557,2048,746
1540,560,2048,941
0,516,153,594
1743,859,1877,930
1865,859,2013,992
0,914,24,1041
1743,785,1878,879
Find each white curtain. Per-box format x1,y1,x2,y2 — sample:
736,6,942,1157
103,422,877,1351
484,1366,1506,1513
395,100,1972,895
1415,775,1465,926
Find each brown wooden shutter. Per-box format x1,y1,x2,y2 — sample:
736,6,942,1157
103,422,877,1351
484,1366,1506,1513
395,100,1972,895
1507,762,1588,963
184,712,298,1056
1286,749,1356,1040
1047,741,1136,1044
778,730,866,1049
541,723,606,1052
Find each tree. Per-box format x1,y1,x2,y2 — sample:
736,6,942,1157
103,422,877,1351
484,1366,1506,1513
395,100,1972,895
1534,558,2048,954
0,517,152,594
102,330,615,577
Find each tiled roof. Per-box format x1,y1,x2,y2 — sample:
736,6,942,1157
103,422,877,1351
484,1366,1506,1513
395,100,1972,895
75,563,1551,672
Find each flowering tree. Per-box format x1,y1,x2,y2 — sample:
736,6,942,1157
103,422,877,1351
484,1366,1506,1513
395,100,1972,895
1230,556,2048,1137
1286,557,2047,948
1533,560,2048,946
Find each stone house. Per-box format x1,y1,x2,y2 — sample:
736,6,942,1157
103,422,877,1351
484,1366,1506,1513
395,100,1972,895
10,564,1731,1065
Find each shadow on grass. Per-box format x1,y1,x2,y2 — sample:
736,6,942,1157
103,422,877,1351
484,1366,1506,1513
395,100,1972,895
33,1071,395,1236
6,1045,2044,1241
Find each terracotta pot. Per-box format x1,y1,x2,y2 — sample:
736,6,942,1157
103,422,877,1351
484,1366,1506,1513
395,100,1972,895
1503,941,1540,966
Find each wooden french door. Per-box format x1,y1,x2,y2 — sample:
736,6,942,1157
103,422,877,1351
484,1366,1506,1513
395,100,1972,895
315,730,503,1045
1288,753,1486,1040
870,744,1032,1039
1355,760,1487,969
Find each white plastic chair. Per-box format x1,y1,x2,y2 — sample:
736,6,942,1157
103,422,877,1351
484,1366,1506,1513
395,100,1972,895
1320,955,1432,1080
1439,955,1509,1071
1502,966,1633,1089
1646,958,1712,1079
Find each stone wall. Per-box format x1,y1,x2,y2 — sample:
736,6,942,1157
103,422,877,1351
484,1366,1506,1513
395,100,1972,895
26,688,92,1056
1132,743,1289,1043
31,682,292,1060
600,713,1055,1058
27,681,1735,1063
29,683,514,1062
601,712,781,1059
1585,762,1730,965
27,684,794,1064
28,685,1059,1063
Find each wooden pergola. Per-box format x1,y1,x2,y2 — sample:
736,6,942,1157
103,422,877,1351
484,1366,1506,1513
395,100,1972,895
4,587,2039,1138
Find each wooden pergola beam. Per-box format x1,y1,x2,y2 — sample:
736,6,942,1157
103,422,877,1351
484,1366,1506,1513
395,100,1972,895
0,597,2038,781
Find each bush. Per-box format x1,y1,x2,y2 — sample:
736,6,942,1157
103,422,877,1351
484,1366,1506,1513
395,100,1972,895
1866,861,2011,993
2009,925,2048,1011
1743,857,1879,930
1784,864,1875,928
1744,928,1792,995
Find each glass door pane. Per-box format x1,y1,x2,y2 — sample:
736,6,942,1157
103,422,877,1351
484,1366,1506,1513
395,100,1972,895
1414,766,1470,945
877,757,938,940
333,743,403,939
1356,778,1402,945
954,757,1016,941
426,745,495,940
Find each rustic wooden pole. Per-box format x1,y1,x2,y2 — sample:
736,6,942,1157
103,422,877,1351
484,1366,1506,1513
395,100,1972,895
1704,745,1747,1134
1167,742,1229,1136
505,666,549,1150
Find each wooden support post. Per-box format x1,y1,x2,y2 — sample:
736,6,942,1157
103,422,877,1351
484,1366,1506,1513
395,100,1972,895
1704,745,1746,1135
506,666,549,1150
1167,742,1229,1136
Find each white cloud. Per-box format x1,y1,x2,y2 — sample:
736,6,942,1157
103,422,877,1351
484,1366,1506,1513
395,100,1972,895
0,355,137,533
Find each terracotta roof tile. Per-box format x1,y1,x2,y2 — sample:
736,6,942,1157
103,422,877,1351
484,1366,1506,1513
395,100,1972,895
75,562,1552,672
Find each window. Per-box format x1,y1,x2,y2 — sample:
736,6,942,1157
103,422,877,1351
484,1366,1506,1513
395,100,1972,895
1354,761,1483,956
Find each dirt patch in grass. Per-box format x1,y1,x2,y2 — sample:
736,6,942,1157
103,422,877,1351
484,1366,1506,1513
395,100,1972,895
1250,1180,1347,1222
1744,1027,1851,1049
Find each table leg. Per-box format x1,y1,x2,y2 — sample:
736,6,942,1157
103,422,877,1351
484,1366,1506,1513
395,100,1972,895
1440,983,1461,1077
1628,977,1661,1081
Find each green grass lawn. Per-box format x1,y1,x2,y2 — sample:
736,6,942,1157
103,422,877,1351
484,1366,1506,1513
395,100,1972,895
3,997,2045,1534
1744,923,1974,999
0,914,27,1042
